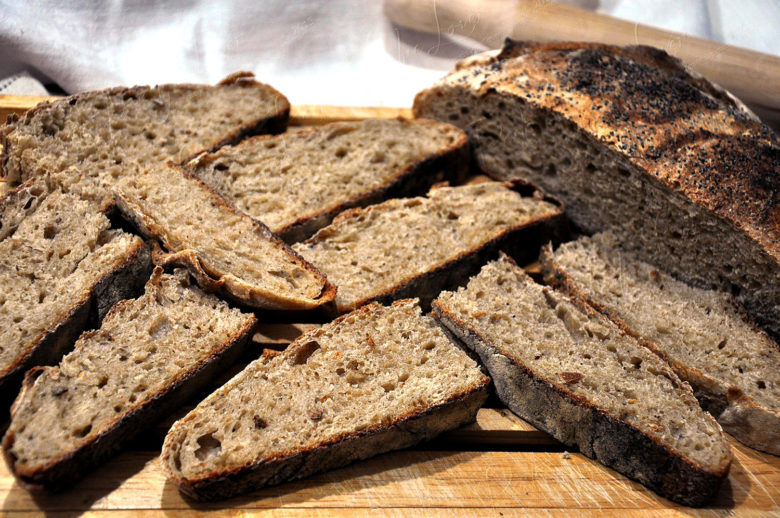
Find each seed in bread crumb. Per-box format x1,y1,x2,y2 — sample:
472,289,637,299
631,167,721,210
560,371,584,384
253,416,268,429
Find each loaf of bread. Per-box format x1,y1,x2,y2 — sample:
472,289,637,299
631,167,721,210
188,118,469,242
1,72,289,187
414,40,780,337
293,180,564,313
2,267,257,490
0,174,151,413
541,232,780,455
114,164,335,311
433,255,732,506
161,299,489,501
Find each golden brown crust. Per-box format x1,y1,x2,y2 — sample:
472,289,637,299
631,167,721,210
415,40,779,262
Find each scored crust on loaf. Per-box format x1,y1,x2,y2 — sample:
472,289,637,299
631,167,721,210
433,255,732,507
2,267,257,490
0,72,290,186
293,180,564,313
188,118,469,242
541,232,780,455
113,164,335,311
413,40,780,337
161,299,489,501
0,175,151,412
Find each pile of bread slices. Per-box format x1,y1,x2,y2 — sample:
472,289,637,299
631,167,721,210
0,42,777,507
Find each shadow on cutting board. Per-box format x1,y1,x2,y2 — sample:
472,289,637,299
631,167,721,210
159,448,480,512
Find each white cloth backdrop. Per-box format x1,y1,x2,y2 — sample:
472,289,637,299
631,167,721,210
0,0,778,105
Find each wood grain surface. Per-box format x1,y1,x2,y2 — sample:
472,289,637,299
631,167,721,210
0,98,778,516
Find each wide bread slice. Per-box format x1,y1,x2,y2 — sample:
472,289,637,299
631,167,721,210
161,299,489,501
187,118,469,242
293,180,564,313
414,40,780,337
114,164,335,311
541,232,780,456
0,175,152,413
2,267,257,490
432,255,732,507
1,72,289,186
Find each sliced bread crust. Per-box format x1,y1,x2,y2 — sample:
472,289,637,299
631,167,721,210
414,40,780,337
433,255,732,507
161,299,489,501
0,72,289,187
540,233,780,456
2,268,257,490
114,164,335,311
0,176,152,413
293,180,565,313
188,118,469,242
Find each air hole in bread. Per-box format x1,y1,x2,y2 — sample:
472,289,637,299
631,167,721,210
291,340,320,366
194,433,222,461
73,424,92,438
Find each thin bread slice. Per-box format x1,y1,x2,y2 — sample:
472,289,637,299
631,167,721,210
293,180,564,313
187,118,468,242
414,40,780,337
1,72,289,186
2,267,257,490
161,299,490,501
114,164,335,311
541,232,780,455
432,255,732,507
0,175,151,412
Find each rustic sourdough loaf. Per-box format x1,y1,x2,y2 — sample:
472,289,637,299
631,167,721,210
188,118,469,242
433,255,732,507
414,40,780,337
1,72,289,187
161,299,489,501
2,267,257,490
541,232,780,455
0,174,151,413
293,180,564,313
114,164,335,311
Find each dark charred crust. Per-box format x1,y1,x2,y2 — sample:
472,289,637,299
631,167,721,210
432,303,729,507
1,313,257,492
166,380,488,501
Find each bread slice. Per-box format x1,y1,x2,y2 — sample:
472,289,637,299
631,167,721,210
2,267,257,490
113,164,335,311
293,180,564,313
1,72,289,187
432,255,732,507
0,175,151,413
187,118,469,242
161,299,489,501
541,232,780,456
414,40,780,337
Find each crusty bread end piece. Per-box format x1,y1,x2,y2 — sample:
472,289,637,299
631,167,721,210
433,255,732,507
2,267,257,490
161,299,489,501
114,164,335,311
188,118,469,243
541,232,780,456
414,40,780,337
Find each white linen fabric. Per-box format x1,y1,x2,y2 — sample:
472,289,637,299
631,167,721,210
0,0,777,104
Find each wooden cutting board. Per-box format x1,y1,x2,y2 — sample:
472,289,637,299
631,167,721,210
0,98,778,516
